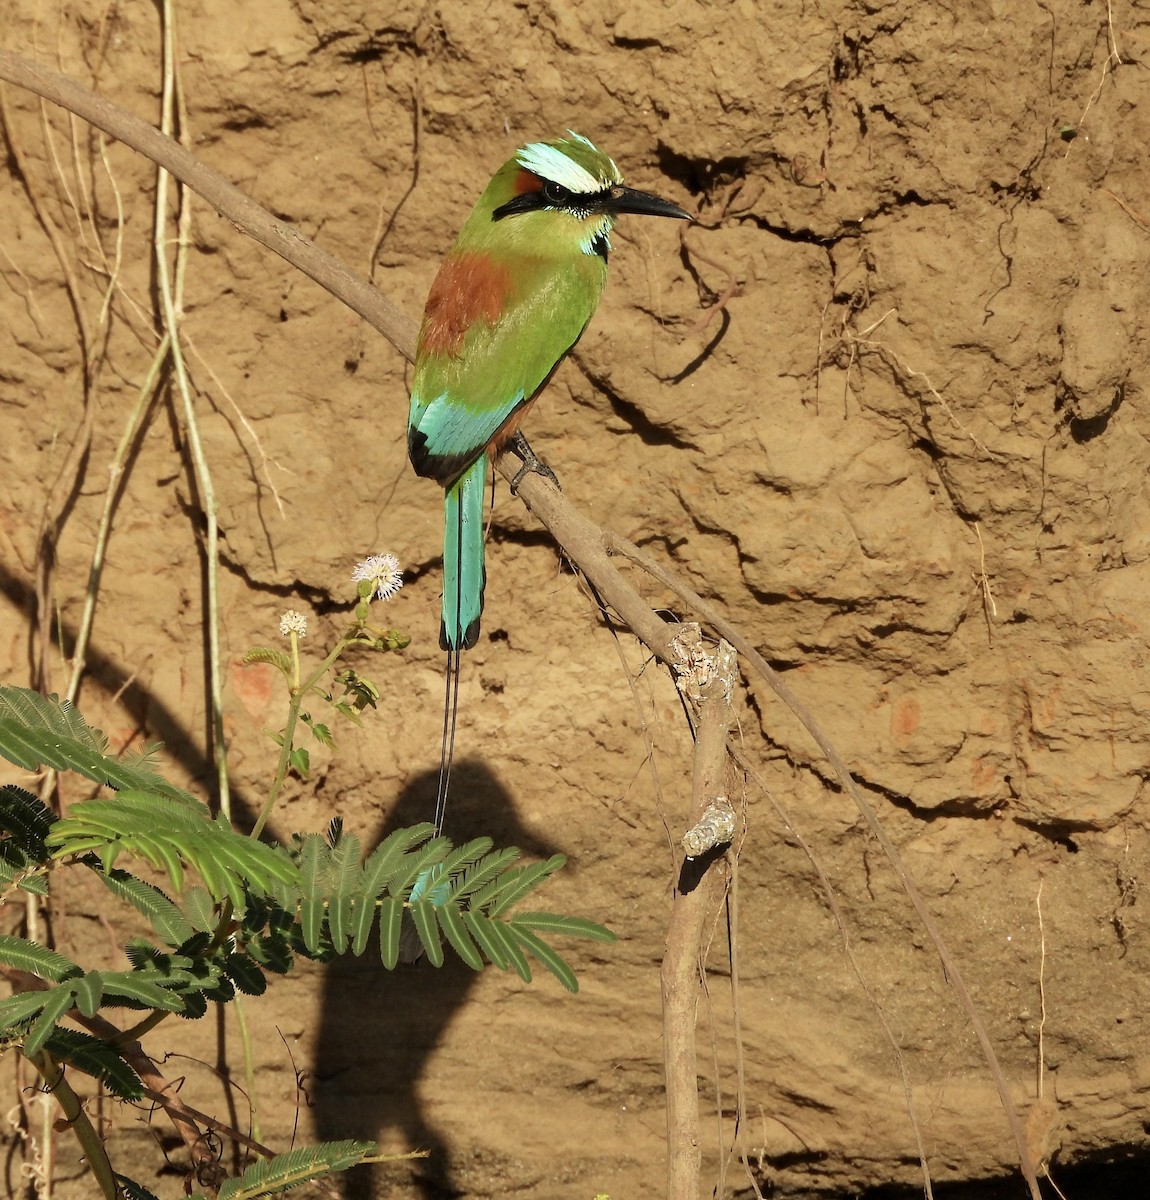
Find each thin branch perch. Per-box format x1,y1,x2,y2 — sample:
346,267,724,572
662,632,738,1200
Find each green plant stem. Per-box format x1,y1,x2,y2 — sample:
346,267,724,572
233,995,262,1144
250,634,362,840
29,1049,121,1200
111,1007,171,1047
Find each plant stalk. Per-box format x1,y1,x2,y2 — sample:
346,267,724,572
29,1049,121,1200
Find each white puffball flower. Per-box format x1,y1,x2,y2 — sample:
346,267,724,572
352,553,403,601
279,610,309,637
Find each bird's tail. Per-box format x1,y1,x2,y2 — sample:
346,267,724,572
441,455,487,654
434,454,487,832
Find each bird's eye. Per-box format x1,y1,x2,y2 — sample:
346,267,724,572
542,180,571,206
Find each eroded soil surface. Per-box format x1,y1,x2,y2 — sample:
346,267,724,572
3,1,1150,1196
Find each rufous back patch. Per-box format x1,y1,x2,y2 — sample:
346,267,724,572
420,251,513,357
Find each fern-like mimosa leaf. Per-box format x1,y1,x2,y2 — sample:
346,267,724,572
100,971,186,1012
359,824,437,899
241,647,293,677
432,837,494,887
508,912,617,943
387,837,451,899
435,901,483,971
183,887,218,933
409,900,443,967
73,971,104,1017
46,1028,145,1101
378,895,403,969
507,924,578,992
461,911,509,970
485,855,567,917
0,860,48,895
0,783,55,855
0,688,197,805
0,933,82,983
447,847,520,905
298,834,328,953
97,869,195,946
24,981,79,1055
326,831,361,953
0,990,52,1031
488,919,531,981
216,1140,377,1200
224,953,267,997
115,1176,163,1200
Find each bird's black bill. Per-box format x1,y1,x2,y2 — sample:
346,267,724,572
604,185,693,221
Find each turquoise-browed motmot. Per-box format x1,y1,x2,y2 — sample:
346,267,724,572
408,132,690,651
407,133,690,826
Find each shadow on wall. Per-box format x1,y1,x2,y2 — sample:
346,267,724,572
310,759,563,1200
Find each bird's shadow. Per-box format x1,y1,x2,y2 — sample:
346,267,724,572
310,759,562,1199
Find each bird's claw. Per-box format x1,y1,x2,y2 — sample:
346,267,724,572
507,431,561,494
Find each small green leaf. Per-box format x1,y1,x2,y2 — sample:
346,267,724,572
508,912,616,943
224,953,267,997
183,887,218,933
46,1028,144,1101
24,982,79,1055
0,990,51,1031
216,1139,377,1199
97,869,195,946
73,971,104,1017
462,911,509,970
115,1174,163,1200
486,855,567,917
409,901,443,967
240,647,293,677
100,972,185,1012
508,924,578,992
289,746,311,779
436,902,483,971
378,895,403,968
488,920,531,982
0,934,82,983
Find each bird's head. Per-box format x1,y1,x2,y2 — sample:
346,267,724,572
473,132,692,260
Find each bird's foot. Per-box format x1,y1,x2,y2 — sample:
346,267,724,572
507,431,561,494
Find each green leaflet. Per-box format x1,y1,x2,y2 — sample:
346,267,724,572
462,910,510,970
0,686,197,805
0,933,82,983
116,1176,163,1200
409,900,443,966
351,825,437,953
24,983,80,1055
0,783,55,854
507,924,578,993
48,794,299,903
506,912,616,943
436,899,483,971
326,830,362,953
216,1140,377,1199
46,1028,144,1101
96,869,196,946
485,855,567,917
378,895,403,969
240,647,293,677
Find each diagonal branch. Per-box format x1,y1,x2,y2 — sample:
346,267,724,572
0,48,419,360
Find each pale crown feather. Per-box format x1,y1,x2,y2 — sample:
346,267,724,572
515,135,623,195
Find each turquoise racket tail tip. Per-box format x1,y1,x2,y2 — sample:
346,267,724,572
441,456,488,651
